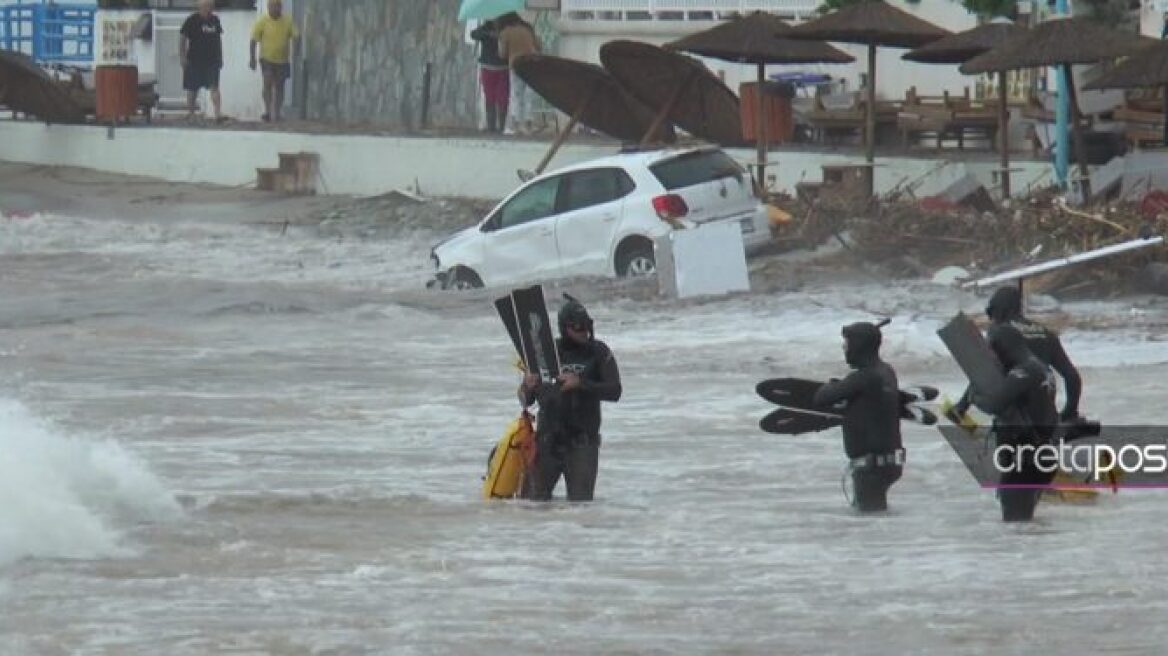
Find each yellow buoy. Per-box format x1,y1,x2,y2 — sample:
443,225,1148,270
482,411,536,500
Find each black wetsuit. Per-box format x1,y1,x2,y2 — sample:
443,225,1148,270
520,336,621,501
955,286,1082,421
813,322,903,512
974,324,1060,522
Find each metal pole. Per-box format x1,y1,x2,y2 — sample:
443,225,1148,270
1066,64,1091,200
998,71,1011,199
421,61,433,129
755,61,767,196
1054,0,1069,188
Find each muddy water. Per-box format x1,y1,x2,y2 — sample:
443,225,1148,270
2,212,1167,655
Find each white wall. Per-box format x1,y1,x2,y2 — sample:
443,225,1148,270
94,7,271,121
0,121,1051,200
555,0,982,102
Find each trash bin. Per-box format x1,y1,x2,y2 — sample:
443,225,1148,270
95,64,138,123
740,81,795,144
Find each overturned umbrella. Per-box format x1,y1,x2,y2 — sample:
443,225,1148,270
0,49,86,124
513,54,675,175
666,12,854,195
600,40,743,148
903,21,1023,198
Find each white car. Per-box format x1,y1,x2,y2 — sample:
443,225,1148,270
428,146,772,290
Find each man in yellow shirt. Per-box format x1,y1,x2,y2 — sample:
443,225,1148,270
249,0,298,122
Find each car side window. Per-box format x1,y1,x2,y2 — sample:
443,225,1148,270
498,176,561,229
560,168,635,214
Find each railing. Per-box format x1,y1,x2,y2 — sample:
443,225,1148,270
560,0,821,18
0,2,95,63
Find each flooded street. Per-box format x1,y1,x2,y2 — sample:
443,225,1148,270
2,207,1168,655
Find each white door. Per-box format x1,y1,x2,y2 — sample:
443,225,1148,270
554,167,633,277
479,175,563,286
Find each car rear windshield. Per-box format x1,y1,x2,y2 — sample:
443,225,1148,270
649,150,745,191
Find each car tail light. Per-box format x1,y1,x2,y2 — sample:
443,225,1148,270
652,194,689,223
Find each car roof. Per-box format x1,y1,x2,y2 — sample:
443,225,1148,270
541,145,723,178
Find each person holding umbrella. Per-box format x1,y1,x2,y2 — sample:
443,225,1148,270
471,18,509,134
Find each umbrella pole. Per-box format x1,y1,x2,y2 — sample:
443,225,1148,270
1064,64,1091,201
755,61,767,197
641,70,696,147
865,43,876,196
534,86,595,175
1162,84,1167,147
998,70,1011,200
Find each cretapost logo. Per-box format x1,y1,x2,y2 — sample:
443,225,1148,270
938,426,1168,489
994,440,1168,484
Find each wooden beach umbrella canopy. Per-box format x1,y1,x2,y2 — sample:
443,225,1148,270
786,1,951,172
902,21,1024,197
0,49,85,124
1084,40,1168,145
961,17,1146,198
513,54,675,175
666,11,854,192
599,39,744,147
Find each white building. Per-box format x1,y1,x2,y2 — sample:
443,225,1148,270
550,0,982,104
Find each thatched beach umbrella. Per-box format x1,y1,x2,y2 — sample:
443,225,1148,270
1085,40,1168,146
513,54,675,174
600,39,743,147
0,49,85,124
903,21,1023,197
961,17,1145,199
666,12,854,193
787,1,950,178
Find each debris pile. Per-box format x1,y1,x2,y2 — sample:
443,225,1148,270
784,186,1168,297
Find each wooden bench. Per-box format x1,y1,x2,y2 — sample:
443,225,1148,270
805,92,900,145
898,86,998,150
1113,89,1164,149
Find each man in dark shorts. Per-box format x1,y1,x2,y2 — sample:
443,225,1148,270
180,0,223,121
249,0,299,122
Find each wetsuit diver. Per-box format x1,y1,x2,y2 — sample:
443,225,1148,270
519,295,622,502
812,320,904,513
951,285,1082,424
971,324,1060,522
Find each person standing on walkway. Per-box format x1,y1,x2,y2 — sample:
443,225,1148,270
180,0,224,122
249,0,299,122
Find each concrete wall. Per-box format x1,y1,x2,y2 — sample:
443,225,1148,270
0,121,1052,201
297,0,477,130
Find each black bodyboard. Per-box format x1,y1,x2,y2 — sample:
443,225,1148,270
511,285,561,383
756,378,937,411
760,407,842,435
494,294,523,360
755,378,938,434
936,312,1006,395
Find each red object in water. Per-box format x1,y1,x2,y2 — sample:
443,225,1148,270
1139,190,1168,219
920,196,960,212
2,210,34,220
